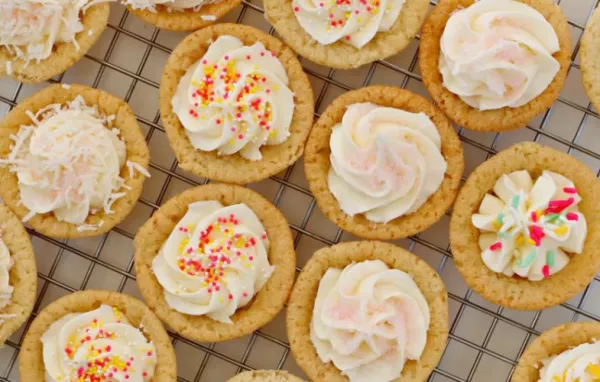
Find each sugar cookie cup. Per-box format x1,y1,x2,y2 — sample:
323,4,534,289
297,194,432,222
134,183,296,342
19,290,177,381
0,3,109,84
419,0,571,132
0,203,36,345
287,241,448,382
159,23,314,184
228,370,306,382
581,8,600,113
0,84,150,239
513,322,600,381
304,85,464,240
450,142,600,310
264,0,429,69
127,0,242,32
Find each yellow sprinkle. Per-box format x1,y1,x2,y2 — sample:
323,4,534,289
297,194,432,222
492,220,502,230
535,210,542,220
528,238,536,246
516,235,525,246
219,297,224,302
554,226,568,235
587,363,600,378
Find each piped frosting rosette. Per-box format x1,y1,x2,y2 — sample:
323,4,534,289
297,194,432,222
439,0,560,111
292,0,405,49
311,260,430,382
172,35,295,161
152,201,274,323
328,103,447,223
41,305,158,382
538,341,600,382
472,170,586,281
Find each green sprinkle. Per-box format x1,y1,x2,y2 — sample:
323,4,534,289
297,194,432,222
496,212,505,225
511,195,520,209
546,250,555,267
517,249,537,268
498,232,509,239
547,214,560,222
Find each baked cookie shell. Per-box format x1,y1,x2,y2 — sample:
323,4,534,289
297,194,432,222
419,0,571,132
0,84,150,239
0,3,110,83
513,322,600,381
286,241,448,382
19,290,177,381
159,23,314,184
450,142,600,310
304,85,464,240
134,183,296,342
227,370,306,382
0,203,36,345
264,0,429,69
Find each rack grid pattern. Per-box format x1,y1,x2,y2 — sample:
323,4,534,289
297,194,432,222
1,0,600,381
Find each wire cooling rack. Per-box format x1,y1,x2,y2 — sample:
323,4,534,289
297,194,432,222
1,0,600,381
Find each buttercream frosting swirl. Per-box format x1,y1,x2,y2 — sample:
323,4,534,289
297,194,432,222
328,103,446,223
152,201,274,323
172,35,295,161
292,0,405,49
311,260,430,382
472,170,587,281
0,96,146,230
539,341,600,382
0,0,102,64
41,304,157,382
439,0,561,110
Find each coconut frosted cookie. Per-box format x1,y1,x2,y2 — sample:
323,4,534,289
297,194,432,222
19,290,177,381
0,0,110,83
124,0,242,31
419,0,571,131
305,86,463,240
160,24,314,184
287,241,448,382
450,142,600,310
134,183,296,342
513,322,600,382
264,0,429,69
0,204,36,345
0,84,150,239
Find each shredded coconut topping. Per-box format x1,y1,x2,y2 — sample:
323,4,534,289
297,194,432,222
122,0,221,12
0,0,110,64
0,96,148,230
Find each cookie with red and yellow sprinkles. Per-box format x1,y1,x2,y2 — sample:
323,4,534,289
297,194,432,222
159,23,314,184
19,290,176,381
450,142,600,310
134,183,296,342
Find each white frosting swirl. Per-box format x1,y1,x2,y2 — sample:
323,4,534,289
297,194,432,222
41,305,157,382
292,0,405,49
0,1,100,63
0,237,13,311
311,260,430,382
123,0,221,11
472,170,587,281
539,341,600,382
328,103,447,223
0,96,130,227
152,201,274,323
172,35,295,161
439,0,561,110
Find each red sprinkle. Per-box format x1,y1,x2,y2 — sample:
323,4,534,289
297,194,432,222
563,187,578,194
294,6,299,11
529,225,545,247
542,265,550,278
545,198,575,214
566,212,579,221
489,242,502,251
530,211,538,223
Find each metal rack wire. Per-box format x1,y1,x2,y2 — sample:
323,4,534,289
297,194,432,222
1,0,600,381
